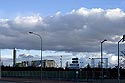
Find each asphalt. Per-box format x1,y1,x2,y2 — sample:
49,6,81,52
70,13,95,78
0,81,17,83
0,77,91,83
2,77,125,83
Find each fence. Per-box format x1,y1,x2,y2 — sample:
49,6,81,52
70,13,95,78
1,70,114,80
3,70,125,83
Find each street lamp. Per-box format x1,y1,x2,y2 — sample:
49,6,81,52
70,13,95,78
118,35,125,83
29,32,42,81
100,39,107,80
0,49,1,79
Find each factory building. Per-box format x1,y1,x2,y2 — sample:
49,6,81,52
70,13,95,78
16,59,56,68
69,58,79,69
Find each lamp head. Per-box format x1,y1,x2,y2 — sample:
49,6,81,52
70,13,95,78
104,39,107,42
122,35,125,42
101,39,107,43
29,32,33,34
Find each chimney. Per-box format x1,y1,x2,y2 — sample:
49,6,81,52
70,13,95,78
13,48,16,67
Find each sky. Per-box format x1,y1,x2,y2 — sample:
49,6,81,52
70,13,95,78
0,0,125,67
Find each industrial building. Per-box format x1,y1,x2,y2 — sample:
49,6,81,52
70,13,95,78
69,58,79,69
16,59,56,68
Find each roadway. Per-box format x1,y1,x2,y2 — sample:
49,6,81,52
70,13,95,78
0,80,36,83
0,80,18,83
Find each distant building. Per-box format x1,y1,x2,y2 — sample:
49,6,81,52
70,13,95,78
43,60,56,68
69,58,79,69
16,59,56,68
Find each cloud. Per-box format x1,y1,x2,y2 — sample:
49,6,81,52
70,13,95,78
18,53,34,59
1,58,13,66
0,7,125,54
18,53,40,61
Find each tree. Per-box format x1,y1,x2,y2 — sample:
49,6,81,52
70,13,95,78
86,63,91,68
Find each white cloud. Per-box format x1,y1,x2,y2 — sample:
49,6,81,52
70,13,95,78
0,19,9,28
18,53,33,59
105,8,125,20
13,15,46,28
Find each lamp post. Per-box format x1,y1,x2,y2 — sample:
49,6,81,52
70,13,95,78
118,35,125,83
100,39,107,81
0,49,1,79
29,32,42,81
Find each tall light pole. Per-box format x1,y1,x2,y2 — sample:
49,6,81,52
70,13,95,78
118,35,125,83
0,49,1,79
100,39,107,81
29,32,42,81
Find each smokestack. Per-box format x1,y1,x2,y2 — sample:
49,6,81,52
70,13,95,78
13,48,16,67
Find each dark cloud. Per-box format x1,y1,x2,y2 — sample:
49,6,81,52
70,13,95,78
0,8,125,53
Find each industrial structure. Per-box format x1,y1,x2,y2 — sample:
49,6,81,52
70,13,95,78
69,58,79,69
89,58,108,68
13,48,16,67
16,59,56,68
